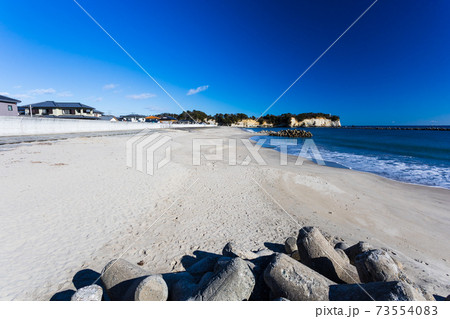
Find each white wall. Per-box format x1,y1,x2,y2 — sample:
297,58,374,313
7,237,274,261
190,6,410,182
0,116,207,136
0,102,18,116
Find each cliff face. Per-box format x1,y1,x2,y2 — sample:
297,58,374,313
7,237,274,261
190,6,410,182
231,119,259,127
289,117,341,127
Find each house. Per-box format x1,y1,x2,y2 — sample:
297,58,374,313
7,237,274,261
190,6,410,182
99,115,119,122
18,101,102,119
93,110,104,118
0,94,21,116
159,116,177,124
119,114,147,122
145,115,160,123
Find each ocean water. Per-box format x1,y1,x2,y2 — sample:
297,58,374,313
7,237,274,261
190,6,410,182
247,127,450,189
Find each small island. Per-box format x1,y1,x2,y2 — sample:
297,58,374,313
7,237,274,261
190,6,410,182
259,129,313,138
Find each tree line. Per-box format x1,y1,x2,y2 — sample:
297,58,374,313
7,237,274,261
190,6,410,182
154,110,339,126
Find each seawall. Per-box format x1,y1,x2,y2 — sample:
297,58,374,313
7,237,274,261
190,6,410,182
0,116,208,136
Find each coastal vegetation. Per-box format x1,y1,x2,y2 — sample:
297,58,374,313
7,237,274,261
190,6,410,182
153,110,340,126
257,112,339,126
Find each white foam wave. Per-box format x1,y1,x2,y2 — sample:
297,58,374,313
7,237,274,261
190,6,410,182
295,147,450,189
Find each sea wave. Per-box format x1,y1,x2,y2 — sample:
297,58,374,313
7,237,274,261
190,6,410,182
250,135,450,189
308,147,450,189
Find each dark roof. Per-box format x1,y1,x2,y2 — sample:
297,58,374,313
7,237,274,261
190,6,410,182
160,116,177,120
0,94,21,104
42,115,100,120
18,101,95,109
99,115,117,121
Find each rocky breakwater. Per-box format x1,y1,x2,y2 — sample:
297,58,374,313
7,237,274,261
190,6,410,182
65,227,443,301
259,129,313,138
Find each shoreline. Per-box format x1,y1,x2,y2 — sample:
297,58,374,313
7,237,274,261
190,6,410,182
247,128,450,190
0,127,448,300
248,129,450,192
252,135,450,192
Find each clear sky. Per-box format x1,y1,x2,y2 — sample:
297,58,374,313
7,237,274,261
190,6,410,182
0,0,449,125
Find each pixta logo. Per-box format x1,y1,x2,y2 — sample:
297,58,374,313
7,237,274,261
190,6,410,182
192,138,325,166
126,130,172,175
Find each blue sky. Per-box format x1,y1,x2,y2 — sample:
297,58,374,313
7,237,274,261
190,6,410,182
0,0,449,125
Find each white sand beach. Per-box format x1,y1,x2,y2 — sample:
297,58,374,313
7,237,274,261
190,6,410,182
0,127,449,300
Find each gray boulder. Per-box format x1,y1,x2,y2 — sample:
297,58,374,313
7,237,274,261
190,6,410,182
170,278,197,301
247,255,272,273
290,250,301,261
191,257,255,301
284,237,298,254
245,259,259,273
345,241,372,265
162,271,196,301
355,249,400,283
101,259,168,301
253,249,275,257
392,256,404,270
222,242,259,260
186,256,218,276
264,253,334,301
101,259,150,300
133,274,168,301
197,272,215,289
71,284,103,301
335,248,350,264
214,256,232,273
162,271,195,290
297,226,360,284
402,282,427,301
246,256,272,301
334,242,350,250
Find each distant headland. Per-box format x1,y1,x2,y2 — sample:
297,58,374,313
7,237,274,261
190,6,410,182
159,110,341,128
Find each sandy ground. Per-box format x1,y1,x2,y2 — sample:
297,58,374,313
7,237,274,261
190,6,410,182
0,127,449,300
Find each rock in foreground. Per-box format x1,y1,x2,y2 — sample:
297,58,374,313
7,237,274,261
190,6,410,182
297,226,359,284
71,284,103,301
191,257,255,301
284,237,297,254
264,253,334,301
101,259,168,301
345,241,372,265
222,242,259,260
133,274,168,301
355,249,400,283
101,259,150,301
